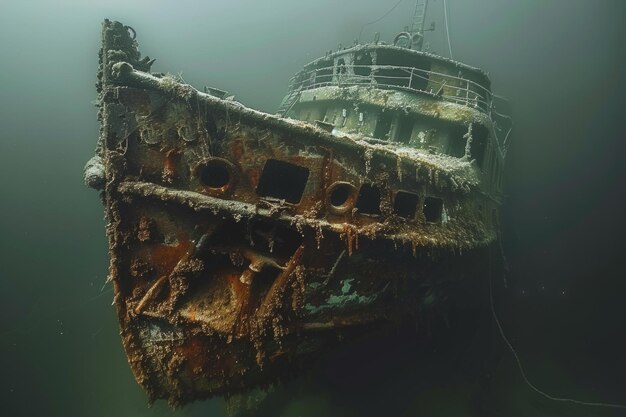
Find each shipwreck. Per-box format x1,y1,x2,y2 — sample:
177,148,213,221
85,1,511,406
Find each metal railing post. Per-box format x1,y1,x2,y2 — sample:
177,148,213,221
292,64,498,119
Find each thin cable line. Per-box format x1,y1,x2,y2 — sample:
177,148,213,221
443,0,453,58
358,0,405,42
489,249,626,411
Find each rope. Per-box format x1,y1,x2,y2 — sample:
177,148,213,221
489,248,626,412
443,0,453,58
358,0,405,42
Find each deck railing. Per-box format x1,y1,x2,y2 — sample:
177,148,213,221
284,64,512,148
287,64,493,109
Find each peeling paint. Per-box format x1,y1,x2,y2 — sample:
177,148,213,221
84,19,510,406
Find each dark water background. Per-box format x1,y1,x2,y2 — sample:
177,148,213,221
1,0,625,416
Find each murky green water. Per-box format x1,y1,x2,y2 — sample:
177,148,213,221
1,1,625,416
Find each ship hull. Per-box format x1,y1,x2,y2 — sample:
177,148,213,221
108,182,490,403
90,20,499,405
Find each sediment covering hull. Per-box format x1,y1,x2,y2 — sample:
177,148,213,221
86,19,503,404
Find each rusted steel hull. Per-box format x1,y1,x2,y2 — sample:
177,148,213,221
87,20,500,405
111,183,489,403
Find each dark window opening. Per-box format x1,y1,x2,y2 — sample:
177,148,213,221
447,123,468,158
374,111,393,140
423,196,444,223
354,53,372,77
396,115,414,144
198,161,231,188
330,183,352,207
256,159,309,204
394,191,419,219
356,184,381,215
470,124,489,168
337,58,347,75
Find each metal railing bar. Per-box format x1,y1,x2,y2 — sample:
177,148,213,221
283,64,514,131
304,64,494,96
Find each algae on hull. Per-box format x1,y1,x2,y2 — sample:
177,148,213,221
85,18,510,405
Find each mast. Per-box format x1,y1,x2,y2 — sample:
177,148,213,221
410,0,429,35
410,0,429,50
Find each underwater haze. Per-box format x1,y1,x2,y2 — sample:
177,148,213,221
1,0,625,416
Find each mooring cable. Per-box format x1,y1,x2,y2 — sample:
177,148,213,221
489,248,626,412
358,0,405,43
443,0,454,59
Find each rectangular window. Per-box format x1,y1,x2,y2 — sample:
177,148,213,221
395,115,414,144
394,191,419,219
423,196,444,223
374,111,393,140
257,159,310,204
356,184,381,215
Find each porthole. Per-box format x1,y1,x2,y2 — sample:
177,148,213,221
326,182,357,214
195,158,236,193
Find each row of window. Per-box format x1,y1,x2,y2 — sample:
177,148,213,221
300,105,489,167
298,103,504,195
197,158,445,223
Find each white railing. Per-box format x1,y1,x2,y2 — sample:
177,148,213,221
287,64,494,110
284,64,512,147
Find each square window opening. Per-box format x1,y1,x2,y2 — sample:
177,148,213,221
256,159,309,204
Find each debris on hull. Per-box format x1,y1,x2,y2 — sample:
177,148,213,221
86,19,509,405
